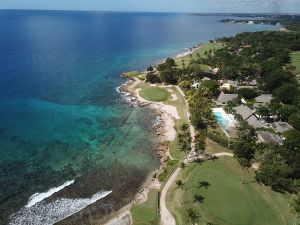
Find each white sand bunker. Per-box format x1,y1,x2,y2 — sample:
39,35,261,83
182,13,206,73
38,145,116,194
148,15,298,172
171,93,178,101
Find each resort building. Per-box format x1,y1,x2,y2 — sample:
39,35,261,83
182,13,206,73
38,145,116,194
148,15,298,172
273,122,294,134
191,82,200,89
217,92,238,105
256,131,283,144
202,77,211,81
255,94,273,107
220,80,238,90
234,105,264,129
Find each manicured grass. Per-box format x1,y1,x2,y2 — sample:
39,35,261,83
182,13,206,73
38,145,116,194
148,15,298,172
291,51,300,74
166,156,295,225
126,71,147,80
205,139,231,154
139,87,170,102
165,87,189,127
169,140,185,160
131,189,159,225
175,43,223,67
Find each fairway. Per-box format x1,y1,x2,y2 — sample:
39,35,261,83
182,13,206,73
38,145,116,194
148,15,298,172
131,189,159,225
291,51,300,74
166,157,295,225
139,87,170,102
175,42,223,67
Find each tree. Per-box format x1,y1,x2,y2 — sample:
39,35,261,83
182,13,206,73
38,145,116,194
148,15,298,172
289,111,300,131
186,208,200,225
202,80,220,97
256,149,293,192
146,72,161,84
159,67,179,84
256,105,271,121
274,82,299,104
188,87,215,130
165,57,176,67
179,80,192,89
147,65,154,71
236,88,257,100
176,179,185,189
194,134,206,155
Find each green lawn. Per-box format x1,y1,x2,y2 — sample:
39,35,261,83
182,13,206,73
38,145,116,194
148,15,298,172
139,87,170,102
291,51,300,74
166,156,295,225
169,140,185,160
131,189,159,225
175,42,223,67
205,139,231,154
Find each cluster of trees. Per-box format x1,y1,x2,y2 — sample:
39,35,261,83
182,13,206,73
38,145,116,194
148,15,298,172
187,86,215,131
205,31,300,193
177,123,192,156
144,27,300,194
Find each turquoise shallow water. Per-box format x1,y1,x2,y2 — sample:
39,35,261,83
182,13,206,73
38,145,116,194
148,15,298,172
0,10,277,223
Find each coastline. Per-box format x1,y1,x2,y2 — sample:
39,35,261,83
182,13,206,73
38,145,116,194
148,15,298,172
106,73,181,224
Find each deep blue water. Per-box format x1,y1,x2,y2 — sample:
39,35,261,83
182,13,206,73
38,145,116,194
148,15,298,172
0,10,277,223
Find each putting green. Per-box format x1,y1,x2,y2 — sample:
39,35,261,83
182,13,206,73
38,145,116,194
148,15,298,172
139,87,170,102
166,157,295,225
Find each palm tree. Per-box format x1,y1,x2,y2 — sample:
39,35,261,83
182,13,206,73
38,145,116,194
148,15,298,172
176,179,185,189
186,208,200,225
195,134,206,155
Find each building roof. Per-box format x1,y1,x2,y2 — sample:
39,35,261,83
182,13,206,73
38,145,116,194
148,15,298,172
227,80,238,87
217,92,238,104
234,105,254,120
202,77,211,81
273,122,294,133
246,115,264,129
237,86,255,90
255,94,272,104
256,131,282,144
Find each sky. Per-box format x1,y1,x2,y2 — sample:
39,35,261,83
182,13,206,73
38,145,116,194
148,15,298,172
0,0,299,13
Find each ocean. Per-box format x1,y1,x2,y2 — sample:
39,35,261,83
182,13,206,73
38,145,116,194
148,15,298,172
0,10,277,224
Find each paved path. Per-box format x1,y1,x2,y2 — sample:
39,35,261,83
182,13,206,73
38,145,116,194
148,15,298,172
160,86,195,225
213,152,234,157
159,86,234,225
159,168,180,225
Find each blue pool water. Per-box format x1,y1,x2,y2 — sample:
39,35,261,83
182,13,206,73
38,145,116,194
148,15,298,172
0,10,277,223
214,110,231,130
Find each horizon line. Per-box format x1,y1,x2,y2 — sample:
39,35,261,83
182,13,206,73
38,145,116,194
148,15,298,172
0,9,299,15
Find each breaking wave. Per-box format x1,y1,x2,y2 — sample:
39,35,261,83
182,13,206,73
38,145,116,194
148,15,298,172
9,191,112,225
26,180,75,208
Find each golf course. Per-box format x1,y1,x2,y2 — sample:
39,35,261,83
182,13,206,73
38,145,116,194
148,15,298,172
166,156,295,225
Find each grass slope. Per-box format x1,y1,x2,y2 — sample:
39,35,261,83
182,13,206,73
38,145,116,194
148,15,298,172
166,156,294,225
175,43,223,67
291,51,300,74
139,87,170,102
131,189,159,225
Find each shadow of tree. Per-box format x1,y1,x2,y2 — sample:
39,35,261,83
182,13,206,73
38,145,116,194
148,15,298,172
193,194,205,203
198,181,211,189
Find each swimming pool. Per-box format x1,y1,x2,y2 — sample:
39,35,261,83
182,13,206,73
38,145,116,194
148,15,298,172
213,108,235,130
